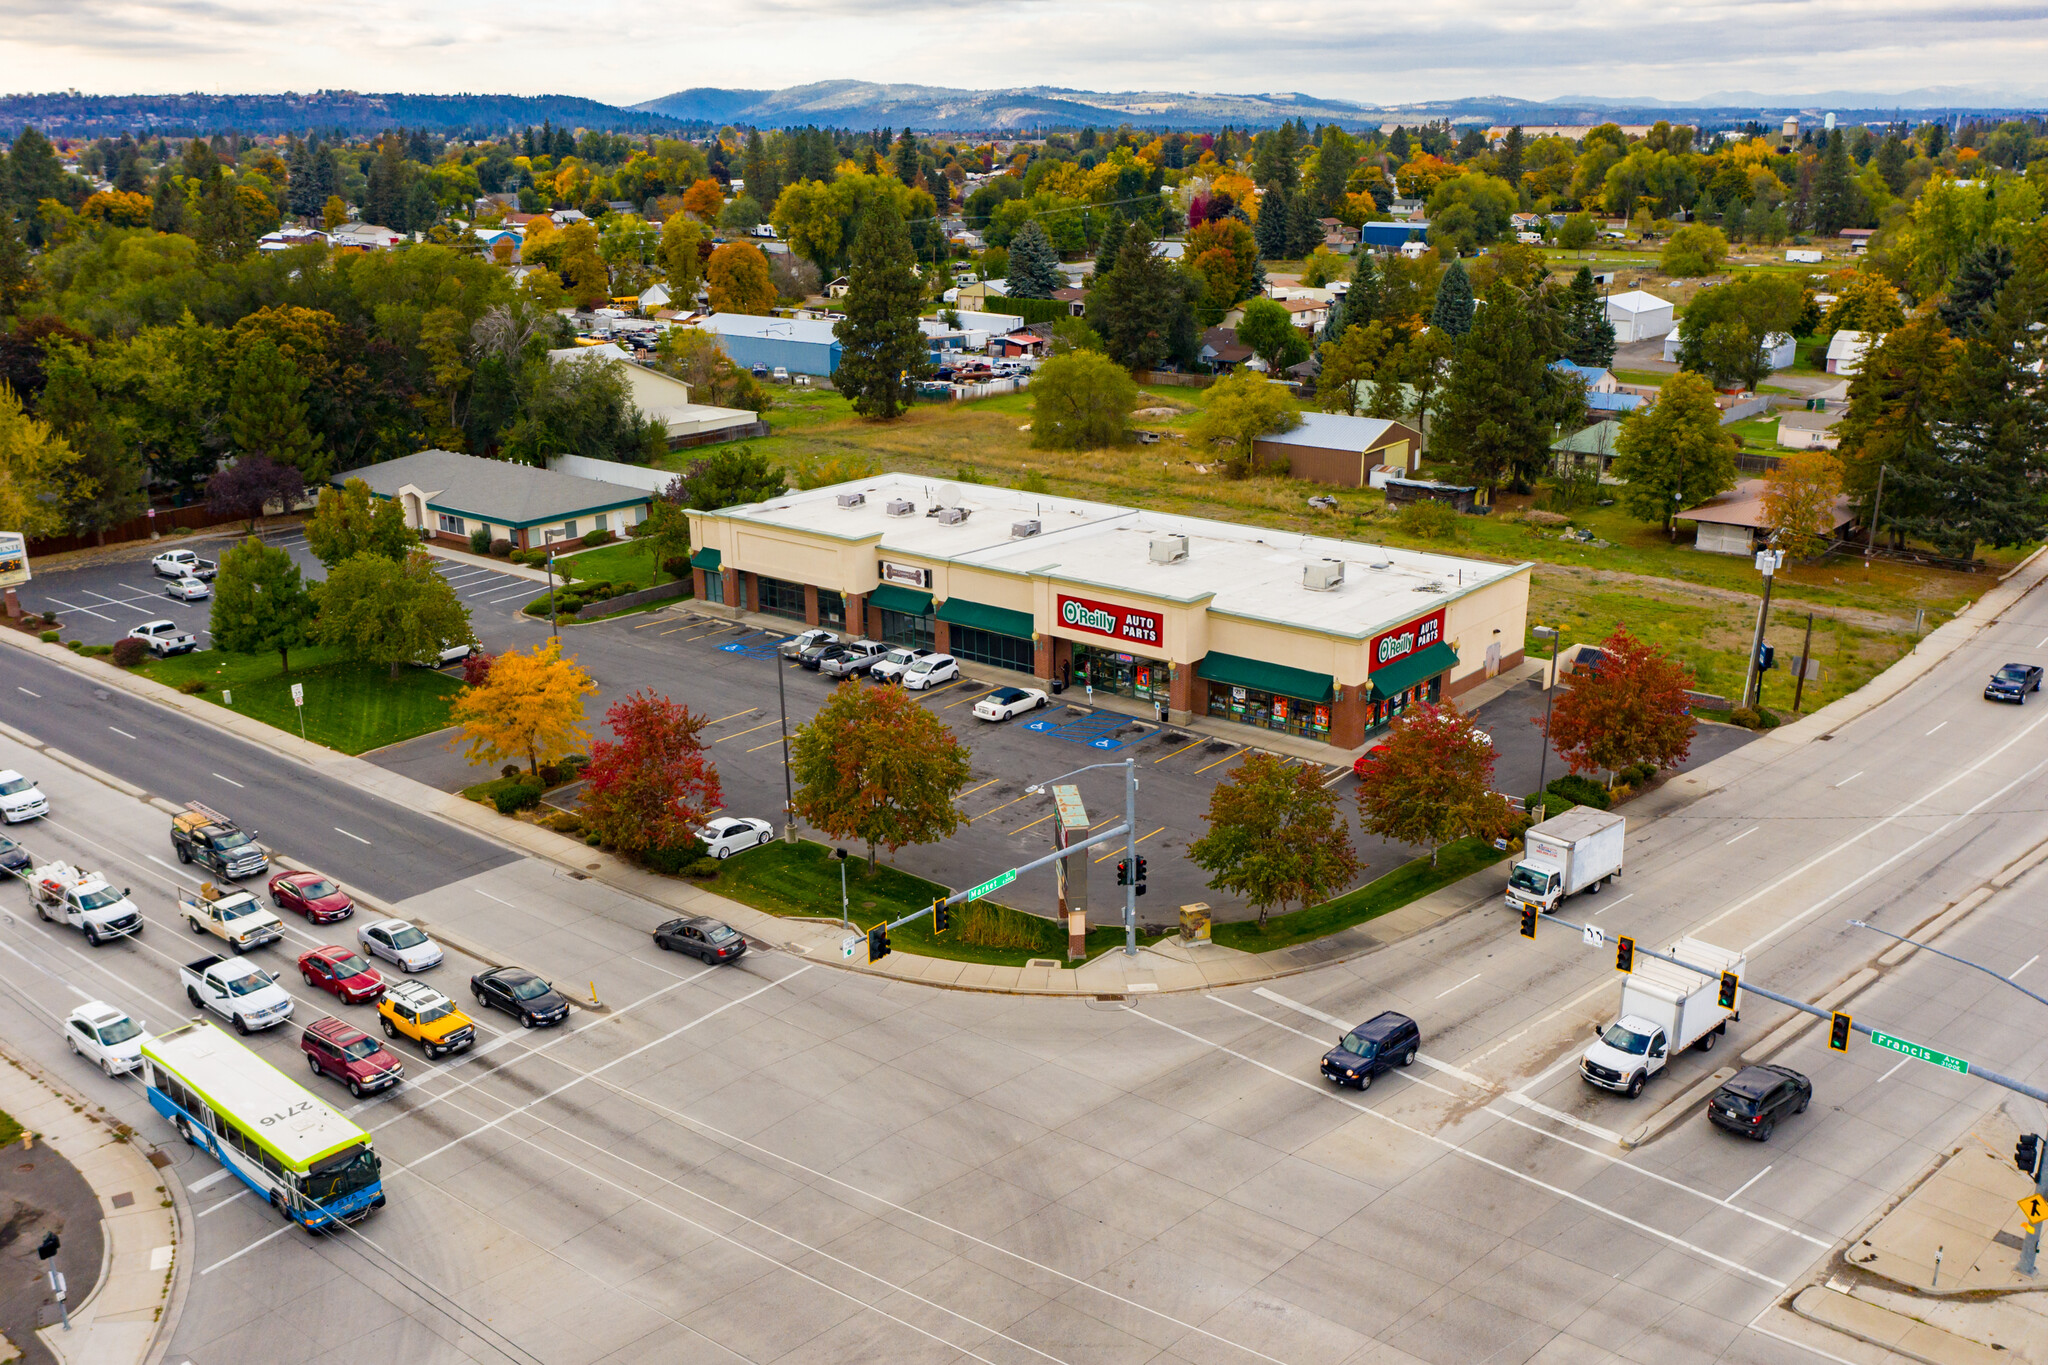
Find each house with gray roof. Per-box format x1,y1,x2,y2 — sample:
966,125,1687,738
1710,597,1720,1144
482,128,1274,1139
1251,412,1424,487
339,449,656,552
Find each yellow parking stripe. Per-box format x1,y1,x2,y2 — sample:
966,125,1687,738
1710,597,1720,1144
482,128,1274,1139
706,708,758,726
944,687,999,711
1014,812,1057,835
1192,748,1243,775
745,737,786,753
957,778,1001,800
1152,738,1205,764
967,790,1038,824
713,719,782,745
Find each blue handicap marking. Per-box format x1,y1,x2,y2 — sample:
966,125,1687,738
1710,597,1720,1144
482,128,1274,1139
1024,719,1058,732
1088,736,1122,750
719,642,747,653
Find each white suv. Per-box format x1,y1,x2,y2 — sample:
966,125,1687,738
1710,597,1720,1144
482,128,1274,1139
903,654,960,691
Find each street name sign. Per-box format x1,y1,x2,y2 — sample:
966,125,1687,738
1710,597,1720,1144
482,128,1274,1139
1870,1030,1969,1074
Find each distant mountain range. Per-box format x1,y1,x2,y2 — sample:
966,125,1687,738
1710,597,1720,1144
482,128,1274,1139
1,82,2040,140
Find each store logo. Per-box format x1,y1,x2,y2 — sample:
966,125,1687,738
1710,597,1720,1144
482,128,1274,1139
1057,594,1162,646
1372,610,1444,667
1061,600,1117,633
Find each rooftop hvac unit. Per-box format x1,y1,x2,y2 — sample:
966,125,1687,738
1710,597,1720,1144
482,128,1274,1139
1149,534,1189,564
1303,558,1345,592
884,499,916,517
935,507,969,525
835,492,865,508
1010,519,1040,539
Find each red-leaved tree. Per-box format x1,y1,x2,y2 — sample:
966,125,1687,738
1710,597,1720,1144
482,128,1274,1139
1355,701,1514,865
580,690,722,857
460,651,496,688
1542,626,1697,783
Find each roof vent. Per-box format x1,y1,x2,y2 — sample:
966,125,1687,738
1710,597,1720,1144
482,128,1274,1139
1303,558,1345,592
935,506,969,525
885,499,915,517
1010,519,1040,539
1367,558,1392,571
1149,534,1189,564
835,492,865,508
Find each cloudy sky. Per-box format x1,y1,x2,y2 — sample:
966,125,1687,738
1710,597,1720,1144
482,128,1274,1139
6,0,2045,104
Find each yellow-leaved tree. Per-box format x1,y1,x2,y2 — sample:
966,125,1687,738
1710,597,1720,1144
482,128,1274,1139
449,638,597,776
1761,449,1846,560
0,383,78,537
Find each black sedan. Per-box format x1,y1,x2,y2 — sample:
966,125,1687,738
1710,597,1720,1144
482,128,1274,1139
1706,1064,1811,1141
800,641,849,671
1985,662,2043,704
0,833,29,875
469,967,571,1028
653,916,748,964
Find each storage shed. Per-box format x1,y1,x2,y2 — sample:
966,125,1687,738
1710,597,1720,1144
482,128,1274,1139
1605,289,1675,342
696,314,843,377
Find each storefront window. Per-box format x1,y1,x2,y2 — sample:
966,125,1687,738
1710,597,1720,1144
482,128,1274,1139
878,609,934,650
1206,685,1332,739
703,571,725,605
951,625,1033,673
1073,646,1167,702
817,590,845,628
1363,674,1444,733
757,576,805,621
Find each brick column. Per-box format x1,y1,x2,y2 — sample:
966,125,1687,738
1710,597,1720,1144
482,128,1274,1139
932,620,950,654
1329,683,1369,751
722,567,741,608
1169,665,1198,725
803,584,820,627
845,593,864,639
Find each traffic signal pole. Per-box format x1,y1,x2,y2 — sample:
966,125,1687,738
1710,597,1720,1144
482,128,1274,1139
878,819,1131,937
2021,1144,2048,1277
1122,755,1138,958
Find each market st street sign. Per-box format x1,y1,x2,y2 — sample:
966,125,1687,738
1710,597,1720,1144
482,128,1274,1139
1055,593,1163,648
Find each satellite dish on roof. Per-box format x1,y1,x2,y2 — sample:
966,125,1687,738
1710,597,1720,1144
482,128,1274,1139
934,483,962,508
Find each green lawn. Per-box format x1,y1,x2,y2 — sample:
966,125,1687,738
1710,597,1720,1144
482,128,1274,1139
704,838,1161,967
135,647,464,755
1611,369,1669,387
0,1107,20,1146
1728,417,1787,449
553,537,674,590
1213,837,1508,952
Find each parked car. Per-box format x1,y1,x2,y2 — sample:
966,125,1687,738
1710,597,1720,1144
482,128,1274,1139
974,686,1049,721
820,641,887,679
410,641,475,668
1351,744,1392,777
652,915,747,964
165,576,212,602
301,1017,404,1098
902,654,959,691
800,639,849,671
1706,1064,1811,1141
1319,1011,1421,1091
151,549,216,580
64,1002,147,1077
1985,662,2044,704
270,870,356,924
470,966,571,1028
357,918,445,972
128,619,197,656
299,945,386,1004
0,770,49,824
697,817,773,859
780,628,837,660
772,366,790,383
868,647,929,684
0,833,30,874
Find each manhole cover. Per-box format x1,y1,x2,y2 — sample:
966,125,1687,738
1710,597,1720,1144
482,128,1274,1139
16,1163,32,1173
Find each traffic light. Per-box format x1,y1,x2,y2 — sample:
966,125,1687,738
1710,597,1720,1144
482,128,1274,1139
1615,935,1634,973
2018,1134,2043,1179
36,1232,58,1261
1718,971,1740,1010
867,923,891,962
1116,860,1129,885
1135,857,1148,896
1757,643,1776,671
932,899,950,935
1829,1011,1852,1051
1519,905,1537,939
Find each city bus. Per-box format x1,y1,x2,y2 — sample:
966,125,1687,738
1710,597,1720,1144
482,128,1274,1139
141,1022,385,1229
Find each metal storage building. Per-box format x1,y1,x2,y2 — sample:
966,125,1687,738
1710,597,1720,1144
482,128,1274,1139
697,314,843,376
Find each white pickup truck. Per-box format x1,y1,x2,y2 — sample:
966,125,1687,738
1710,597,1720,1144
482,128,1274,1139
30,862,144,946
180,955,294,1035
128,619,198,657
180,883,285,953
152,548,216,580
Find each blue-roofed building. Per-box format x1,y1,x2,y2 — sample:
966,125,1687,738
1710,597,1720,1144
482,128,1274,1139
696,314,843,376
1360,220,1430,250
1549,360,1644,414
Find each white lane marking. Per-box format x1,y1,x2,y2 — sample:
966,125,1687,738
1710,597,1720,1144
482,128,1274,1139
1745,1301,1867,1365
1728,1165,1772,1203
17,687,38,698
1926,721,1947,736
1134,1006,1789,1287
334,827,371,845
43,597,113,622
1876,1056,1910,1083
1434,972,1483,999
474,888,516,907
146,855,197,882
211,772,243,788
1592,891,1634,916
197,1190,249,1217
201,1223,292,1275
187,1168,232,1192
1726,825,1759,844
1832,771,1863,788
2015,954,2040,980
108,726,137,739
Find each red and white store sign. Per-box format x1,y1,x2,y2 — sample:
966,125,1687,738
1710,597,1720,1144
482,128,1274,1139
1369,608,1445,671
1055,593,1163,648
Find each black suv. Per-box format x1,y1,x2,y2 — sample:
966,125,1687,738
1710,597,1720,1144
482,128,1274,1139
1320,1011,1421,1091
1707,1064,1811,1141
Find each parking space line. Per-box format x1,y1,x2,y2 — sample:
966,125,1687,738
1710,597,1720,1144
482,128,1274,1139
713,719,781,744
1152,738,1205,764
944,688,998,710
44,597,112,622
957,778,1000,800
706,708,759,726
967,790,1038,824
1014,812,1056,835
744,737,785,753
1192,747,1243,775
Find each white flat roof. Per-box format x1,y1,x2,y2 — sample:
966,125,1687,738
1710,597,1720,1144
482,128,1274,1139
707,474,1526,640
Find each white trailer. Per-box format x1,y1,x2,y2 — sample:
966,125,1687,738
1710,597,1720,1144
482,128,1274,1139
1581,937,1745,1097
1506,807,1624,915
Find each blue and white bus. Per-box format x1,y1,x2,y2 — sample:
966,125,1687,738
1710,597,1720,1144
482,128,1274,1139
142,1022,385,1229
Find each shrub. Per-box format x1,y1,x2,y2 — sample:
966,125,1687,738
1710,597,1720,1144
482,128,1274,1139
110,638,149,668
1546,774,1612,809
581,528,614,548
523,598,552,617
178,678,208,695
540,810,585,835
65,639,82,650
490,538,514,557
1728,706,1760,729
489,778,544,814
1395,500,1462,539
957,902,1054,951
685,858,722,879
662,556,690,580
642,841,707,875
468,525,492,555
501,764,522,780
560,752,591,777
81,644,112,657
39,630,59,643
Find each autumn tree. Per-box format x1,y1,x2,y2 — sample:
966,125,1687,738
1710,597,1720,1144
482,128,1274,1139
314,549,474,678
1355,701,1514,865
205,456,305,533
449,637,596,776
579,690,722,857
681,178,724,220
1185,367,1301,475
306,477,416,569
1609,371,1739,532
789,682,971,870
0,382,75,536
1030,349,1136,450
1542,626,1697,780
1188,751,1360,927
706,241,775,314
1761,449,1846,559
209,536,315,673
657,212,706,303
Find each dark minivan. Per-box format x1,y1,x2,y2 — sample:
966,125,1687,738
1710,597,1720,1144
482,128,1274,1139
1320,1011,1421,1091
1707,1064,1811,1141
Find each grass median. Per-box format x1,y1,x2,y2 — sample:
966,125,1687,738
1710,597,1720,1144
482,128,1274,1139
135,647,463,755
1212,837,1509,953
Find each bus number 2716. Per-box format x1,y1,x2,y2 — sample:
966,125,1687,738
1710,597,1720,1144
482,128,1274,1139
259,1101,314,1127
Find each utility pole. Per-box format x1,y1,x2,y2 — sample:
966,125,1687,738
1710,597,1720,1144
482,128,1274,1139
546,551,558,640
1122,755,1138,957
1791,612,1815,712
1865,463,1886,558
1742,546,1782,711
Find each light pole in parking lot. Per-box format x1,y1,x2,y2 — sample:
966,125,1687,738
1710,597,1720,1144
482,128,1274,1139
777,654,796,842
1027,757,1140,957
545,552,559,640
1532,625,1560,807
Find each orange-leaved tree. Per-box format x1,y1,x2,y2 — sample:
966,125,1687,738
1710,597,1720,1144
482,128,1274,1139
681,178,724,221
1355,701,1513,865
1542,625,1696,783
580,690,721,857
788,682,970,871
1761,448,1845,560
706,241,776,315
1189,750,1360,927
449,637,596,776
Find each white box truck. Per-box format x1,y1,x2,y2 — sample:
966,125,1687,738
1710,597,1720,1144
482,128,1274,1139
1581,937,1745,1098
1506,807,1624,915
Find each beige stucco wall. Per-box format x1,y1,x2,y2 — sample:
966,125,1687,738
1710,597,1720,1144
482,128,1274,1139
1441,568,1532,690
1034,577,1214,663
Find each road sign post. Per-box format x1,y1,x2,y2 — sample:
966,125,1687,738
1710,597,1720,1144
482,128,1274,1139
290,681,306,740
2022,1157,2048,1276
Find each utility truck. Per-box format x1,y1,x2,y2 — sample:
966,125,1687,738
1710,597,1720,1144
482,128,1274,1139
31,862,143,945
1581,937,1745,1098
180,882,284,953
1506,807,1624,916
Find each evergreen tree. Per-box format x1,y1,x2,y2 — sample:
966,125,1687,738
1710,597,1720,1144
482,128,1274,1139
148,163,185,234
1251,123,1300,192
1560,266,1617,367
831,195,927,420
1285,189,1322,259
1087,224,1198,371
1429,258,1475,338
1500,126,1526,195
893,127,919,186
1005,219,1064,298
1432,282,1553,494
1874,132,1911,193
36,343,147,542
6,126,64,222
113,139,146,195
1834,315,1957,547
1253,183,1290,260
1937,243,2014,338
363,134,405,226
0,216,34,318
1345,253,1386,328
1311,126,1357,217
1916,284,2048,557
226,338,328,479
1319,294,1351,351
1093,213,1126,282
1812,129,1859,236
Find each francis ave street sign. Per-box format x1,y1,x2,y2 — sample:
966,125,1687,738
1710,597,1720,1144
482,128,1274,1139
1870,1029,1969,1075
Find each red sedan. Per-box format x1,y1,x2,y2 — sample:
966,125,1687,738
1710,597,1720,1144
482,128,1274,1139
1352,744,1392,778
298,945,386,1004
270,870,355,924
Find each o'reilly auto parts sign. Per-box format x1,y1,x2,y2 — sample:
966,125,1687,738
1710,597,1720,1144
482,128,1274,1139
1370,608,1445,669
1056,593,1162,647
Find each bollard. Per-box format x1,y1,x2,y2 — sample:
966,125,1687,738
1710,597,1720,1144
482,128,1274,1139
1933,1245,1942,1288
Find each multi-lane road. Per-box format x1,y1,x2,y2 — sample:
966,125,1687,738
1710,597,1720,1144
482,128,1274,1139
1,549,2045,1363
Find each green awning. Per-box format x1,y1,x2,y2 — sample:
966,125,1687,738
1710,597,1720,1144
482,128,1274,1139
937,597,1034,639
1368,641,1459,700
689,547,721,570
1197,652,1334,703
869,582,934,615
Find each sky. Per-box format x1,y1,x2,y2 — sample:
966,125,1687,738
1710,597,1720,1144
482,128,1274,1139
5,0,2046,106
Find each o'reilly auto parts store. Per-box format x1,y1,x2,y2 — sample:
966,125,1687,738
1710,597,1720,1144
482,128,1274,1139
686,476,1530,752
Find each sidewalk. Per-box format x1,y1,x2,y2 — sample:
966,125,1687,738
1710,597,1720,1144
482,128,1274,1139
0,1044,182,1365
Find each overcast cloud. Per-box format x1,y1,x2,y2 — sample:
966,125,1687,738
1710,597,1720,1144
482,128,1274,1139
3,0,2044,106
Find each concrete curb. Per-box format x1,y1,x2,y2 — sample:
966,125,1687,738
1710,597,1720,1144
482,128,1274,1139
0,1041,182,1365
1789,1285,2005,1365
1619,1063,1736,1151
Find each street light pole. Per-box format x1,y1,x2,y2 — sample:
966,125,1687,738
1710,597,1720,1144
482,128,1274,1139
546,551,558,641
1532,626,1560,807
776,653,796,841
